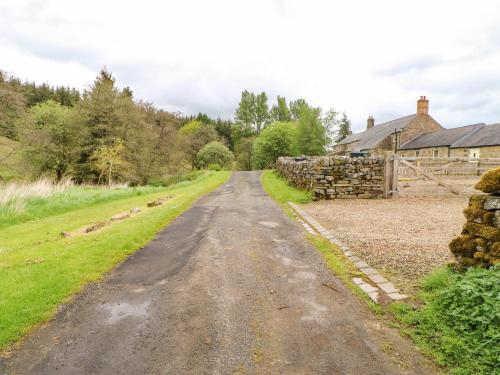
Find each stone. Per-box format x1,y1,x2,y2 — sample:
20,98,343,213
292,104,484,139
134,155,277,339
360,267,377,276
368,291,379,303
377,282,398,294
111,212,130,221
368,274,388,284
354,260,370,269
387,292,408,301
349,256,362,262
352,277,364,285
130,207,141,214
358,283,378,293
85,221,107,233
484,196,500,211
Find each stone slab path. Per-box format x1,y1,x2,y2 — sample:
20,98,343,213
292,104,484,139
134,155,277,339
1,172,434,375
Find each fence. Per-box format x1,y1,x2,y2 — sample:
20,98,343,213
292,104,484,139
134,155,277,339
384,155,500,197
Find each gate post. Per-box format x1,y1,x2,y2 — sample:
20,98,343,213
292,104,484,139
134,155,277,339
383,151,395,198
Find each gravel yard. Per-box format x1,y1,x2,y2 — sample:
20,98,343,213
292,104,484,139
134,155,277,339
301,196,469,292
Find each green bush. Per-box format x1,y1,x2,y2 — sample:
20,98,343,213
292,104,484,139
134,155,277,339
207,163,221,171
252,122,297,169
393,266,500,374
196,141,234,170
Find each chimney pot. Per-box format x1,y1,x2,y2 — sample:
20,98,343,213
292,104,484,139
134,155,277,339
417,96,429,115
367,116,375,129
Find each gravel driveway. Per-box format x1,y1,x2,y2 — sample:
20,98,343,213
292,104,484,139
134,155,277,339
1,172,434,375
301,196,468,292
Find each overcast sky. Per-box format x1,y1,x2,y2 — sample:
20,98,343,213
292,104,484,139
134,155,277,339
1,0,500,132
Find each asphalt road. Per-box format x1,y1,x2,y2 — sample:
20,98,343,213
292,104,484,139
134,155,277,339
1,171,435,374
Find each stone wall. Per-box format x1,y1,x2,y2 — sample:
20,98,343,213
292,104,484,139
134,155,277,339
276,156,385,200
449,168,500,268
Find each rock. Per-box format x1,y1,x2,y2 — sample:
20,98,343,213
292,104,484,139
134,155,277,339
85,221,107,233
61,231,71,238
463,222,500,242
130,207,141,214
147,199,164,207
111,212,130,221
484,196,500,211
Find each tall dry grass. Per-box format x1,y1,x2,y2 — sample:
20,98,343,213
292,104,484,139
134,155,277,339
0,178,74,209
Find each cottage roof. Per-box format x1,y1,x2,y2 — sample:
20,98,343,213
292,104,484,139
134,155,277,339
338,114,417,151
399,123,485,150
451,123,500,148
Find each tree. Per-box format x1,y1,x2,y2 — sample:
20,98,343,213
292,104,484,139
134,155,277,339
0,71,26,139
18,100,81,180
90,138,129,186
252,122,297,169
234,90,270,134
289,98,309,121
179,120,219,168
254,92,270,133
296,106,329,156
234,136,255,170
270,96,292,122
334,113,352,144
196,141,234,169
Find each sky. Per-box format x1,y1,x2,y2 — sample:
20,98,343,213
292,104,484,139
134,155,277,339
1,0,500,132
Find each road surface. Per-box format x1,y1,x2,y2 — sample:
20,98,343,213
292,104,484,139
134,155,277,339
1,172,434,374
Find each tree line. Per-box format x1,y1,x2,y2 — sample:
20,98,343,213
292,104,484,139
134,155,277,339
0,69,352,183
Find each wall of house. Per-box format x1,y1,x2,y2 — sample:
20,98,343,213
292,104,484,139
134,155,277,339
396,146,449,158
400,114,443,146
450,146,500,158
276,156,385,200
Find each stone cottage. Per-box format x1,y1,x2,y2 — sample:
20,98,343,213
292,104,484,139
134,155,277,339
398,123,500,158
332,96,443,156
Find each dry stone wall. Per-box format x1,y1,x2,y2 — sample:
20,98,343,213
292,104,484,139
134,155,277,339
276,156,385,200
449,168,500,268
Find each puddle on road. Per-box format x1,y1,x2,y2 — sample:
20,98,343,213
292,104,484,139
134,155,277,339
258,221,279,228
100,301,150,324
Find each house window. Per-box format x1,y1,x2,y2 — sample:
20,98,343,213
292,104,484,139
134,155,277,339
401,153,405,157
469,148,480,159
433,149,439,158
415,150,420,157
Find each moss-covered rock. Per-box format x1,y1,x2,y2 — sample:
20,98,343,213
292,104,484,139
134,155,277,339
463,207,495,225
475,167,500,195
469,195,488,210
463,222,500,241
449,235,477,257
489,242,500,257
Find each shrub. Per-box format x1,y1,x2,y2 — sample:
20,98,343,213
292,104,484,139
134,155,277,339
196,141,234,170
251,121,297,169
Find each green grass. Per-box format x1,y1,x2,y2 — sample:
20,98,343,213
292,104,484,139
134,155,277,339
0,171,231,350
260,170,312,205
391,266,500,375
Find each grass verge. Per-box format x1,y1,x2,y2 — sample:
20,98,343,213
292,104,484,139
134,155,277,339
260,170,312,206
0,171,231,350
391,266,500,375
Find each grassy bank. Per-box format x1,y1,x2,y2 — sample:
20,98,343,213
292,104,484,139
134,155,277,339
0,171,231,350
260,170,312,205
391,266,500,375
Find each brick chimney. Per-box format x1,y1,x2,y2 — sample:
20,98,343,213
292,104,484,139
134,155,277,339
417,96,429,115
367,116,375,129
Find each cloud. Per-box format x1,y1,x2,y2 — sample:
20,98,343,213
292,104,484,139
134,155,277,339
1,0,500,128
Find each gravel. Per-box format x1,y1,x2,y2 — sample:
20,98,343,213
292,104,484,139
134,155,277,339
301,196,468,292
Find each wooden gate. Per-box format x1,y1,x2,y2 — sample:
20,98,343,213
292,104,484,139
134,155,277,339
384,155,500,197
